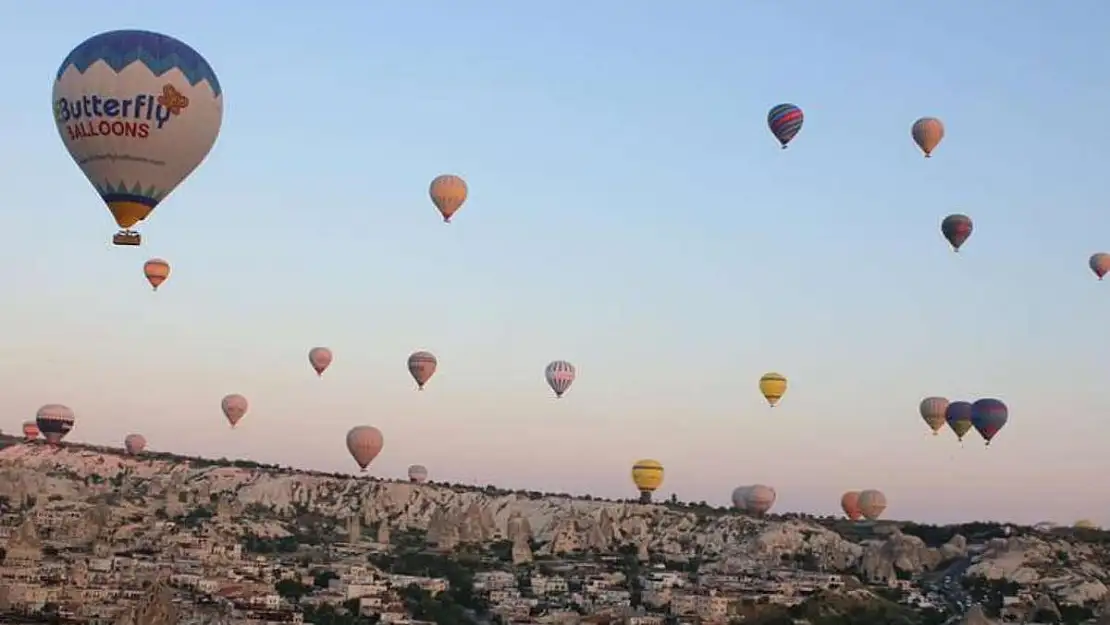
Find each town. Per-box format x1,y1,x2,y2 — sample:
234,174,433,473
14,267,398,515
0,443,1106,624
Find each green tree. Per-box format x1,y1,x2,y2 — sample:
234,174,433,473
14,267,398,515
274,579,313,602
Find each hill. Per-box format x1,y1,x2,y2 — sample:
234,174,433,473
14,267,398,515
2,439,1109,622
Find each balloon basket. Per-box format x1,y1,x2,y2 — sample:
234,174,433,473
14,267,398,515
112,231,141,246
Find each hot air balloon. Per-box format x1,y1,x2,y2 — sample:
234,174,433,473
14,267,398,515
143,258,170,290
744,485,777,516
971,398,1008,446
912,117,944,158
124,433,146,455
841,491,863,521
346,426,384,472
429,174,468,223
545,360,576,398
21,421,39,441
945,401,974,442
308,347,333,377
1089,253,1110,280
53,30,223,246
408,464,429,483
631,459,664,503
221,394,248,428
407,351,437,390
941,215,973,252
36,404,75,445
1075,519,1099,530
759,372,787,407
731,486,751,511
858,489,887,521
919,397,950,435
767,104,804,149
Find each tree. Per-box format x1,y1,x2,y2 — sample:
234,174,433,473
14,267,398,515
314,570,339,588
274,579,313,602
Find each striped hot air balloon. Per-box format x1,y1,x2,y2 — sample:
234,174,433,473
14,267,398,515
407,351,437,390
919,396,950,435
36,404,75,445
759,372,787,407
545,360,576,398
767,103,804,149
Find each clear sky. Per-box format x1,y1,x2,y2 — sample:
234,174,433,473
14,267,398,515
2,1,1109,526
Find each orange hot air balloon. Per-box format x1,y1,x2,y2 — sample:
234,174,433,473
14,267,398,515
308,347,333,377
221,394,248,428
346,426,384,472
911,117,945,158
21,421,39,441
841,491,862,520
429,174,468,222
143,258,170,291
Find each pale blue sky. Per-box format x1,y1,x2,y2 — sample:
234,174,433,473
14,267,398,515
2,1,1110,525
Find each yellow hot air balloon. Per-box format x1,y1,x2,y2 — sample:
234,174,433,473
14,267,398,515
631,459,664,503
759,372,788,407
1075,519,1099,530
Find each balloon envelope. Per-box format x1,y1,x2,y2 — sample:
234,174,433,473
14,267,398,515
308,347,333,376
945,401,974,441
731,486,751,511
143,258,170,290
1090,253,1110,280
429,175,468,222
631,459,664,503
408,464,429,483
912,117,945,157
21,421,39,440
970,398,1008,445
841,491,862,520
744,485,776,515
221,394,248,428
940,215,973,251
36,404,75,445
407,351,437,389
919,396,949,435
858,489,887,520
759,372,787,407
346,426,384,471
545,360,576,398
53,30,223,239
767,103,804,148
124,433,146,455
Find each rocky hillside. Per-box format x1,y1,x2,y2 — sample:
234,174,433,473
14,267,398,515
1,442,1109,615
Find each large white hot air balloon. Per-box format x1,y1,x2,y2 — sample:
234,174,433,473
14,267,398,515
52,30,223,246
408,464,429,483
744,484,776,515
